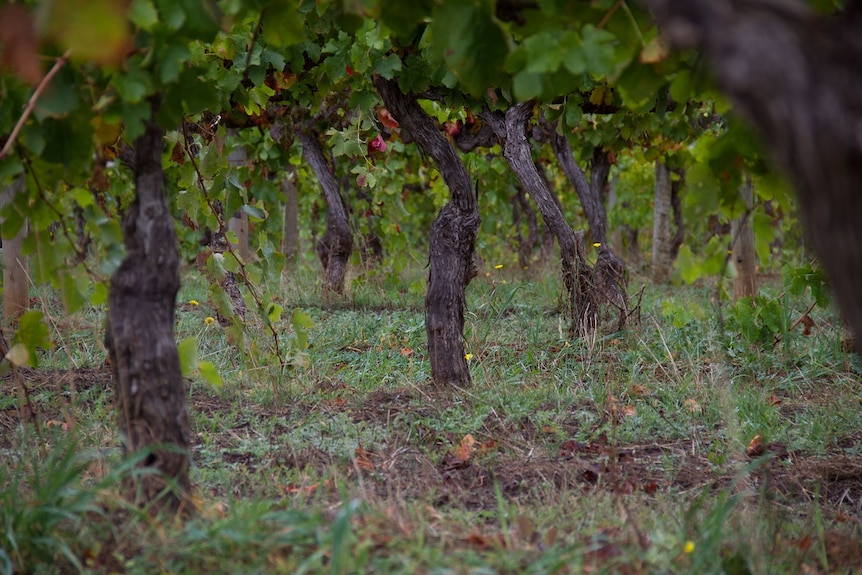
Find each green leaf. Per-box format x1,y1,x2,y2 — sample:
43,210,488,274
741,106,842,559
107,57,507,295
159,42,192,84
40,117,93,165
129,0,160,31
198,360,223,387
430,2,508,97
581,25,615,77
178,336,198,378
291,309,314,329
523,31,563,74
59,270,86,314
121,100,151,142
262,1,305,47
112,58,153,104
374,54,403,80
669,70,692,104
241,204,266,220
71,187,95,208
563,99,583,128
675,245,702,284
379,0,433,39
267,303,283,324
90,282,109,306
513,71,543,101
616,61,664,112
12,310,52,368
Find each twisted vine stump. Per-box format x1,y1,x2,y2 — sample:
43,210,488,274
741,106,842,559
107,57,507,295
105,108,191,513
375,77,480,387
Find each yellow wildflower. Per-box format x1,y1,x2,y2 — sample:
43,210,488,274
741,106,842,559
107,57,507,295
593,242,601,248
204,316,216,326
465,353,473,361
189,299,200,306
494,264,503,270
684,541,695,554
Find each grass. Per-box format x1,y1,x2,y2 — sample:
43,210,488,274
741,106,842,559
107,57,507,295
1,260,862,574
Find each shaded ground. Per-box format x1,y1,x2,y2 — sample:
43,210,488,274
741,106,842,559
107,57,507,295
3,366,862,572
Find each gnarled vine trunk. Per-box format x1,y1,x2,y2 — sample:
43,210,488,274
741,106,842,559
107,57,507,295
375,77,479,387
482,103,595,334
297,130,353,294
104,107,191,512
551,137,626,311
641,0,862,351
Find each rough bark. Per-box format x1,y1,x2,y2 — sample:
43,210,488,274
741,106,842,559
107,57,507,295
1,178,28,320
281,169,299,274
551,136,626,309
640,0,862,349
732,176,757,299
652,159,674,282
104,107,191,513
375,76,479,387
482,103,595,333
297,130,353,293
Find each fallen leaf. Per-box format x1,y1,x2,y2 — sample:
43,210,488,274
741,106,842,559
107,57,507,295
399,347,413,357
478,438,498,452
628,384,647,397
799,314,815,336
456,434,476,462
745,434,764,458
642,481,658,494
683,398,702,413
355,445,375,471
622,405,637,417
768,394,783,406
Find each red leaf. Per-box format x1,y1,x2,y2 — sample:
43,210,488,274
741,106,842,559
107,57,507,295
444,121,461,137
367,134,387,154
378,108,399,129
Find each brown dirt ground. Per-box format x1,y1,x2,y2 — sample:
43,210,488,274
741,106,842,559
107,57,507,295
3,367,862,572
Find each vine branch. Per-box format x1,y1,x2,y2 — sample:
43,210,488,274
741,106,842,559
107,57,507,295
0,49,72,159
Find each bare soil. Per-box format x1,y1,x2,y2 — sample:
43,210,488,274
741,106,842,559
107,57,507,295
3,366,862,572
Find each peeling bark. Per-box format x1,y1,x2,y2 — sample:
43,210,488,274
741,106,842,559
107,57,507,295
375,76,479,387
641,0,862,349
104,106,191,513
297,130,353,293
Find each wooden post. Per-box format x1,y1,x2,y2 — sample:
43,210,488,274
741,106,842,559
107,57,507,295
1,177,29,320
226,130,251,262
732,176,757,299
